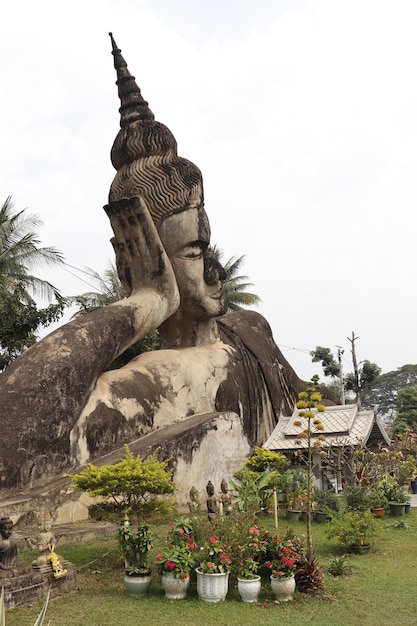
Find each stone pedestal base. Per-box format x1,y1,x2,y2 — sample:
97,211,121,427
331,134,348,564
1,561,77,609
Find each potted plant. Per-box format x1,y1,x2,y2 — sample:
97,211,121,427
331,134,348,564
343,485,371,511
326,508,379,554
377,477,408,516
281,468,308,521
394,456,416,487
264,527,302,602
196,534,232,602
233,524,266,603
118,519,153,595
313,488,340,523
368,487,389,518
156,518,196,599
70,446,175,595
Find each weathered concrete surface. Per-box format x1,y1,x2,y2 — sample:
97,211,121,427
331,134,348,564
1,562,77,610
0,412,250,525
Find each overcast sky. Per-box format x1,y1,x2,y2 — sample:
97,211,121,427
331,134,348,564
1,0,416,382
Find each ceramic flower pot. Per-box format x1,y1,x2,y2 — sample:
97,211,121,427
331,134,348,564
286,509,301,522
123,571,152,596
161,571,190,599
348,544,371,555
270,574,296,602
196,567,229,602
315,511,329,524
389,502,406,516
237,575,261,603
371,507,385,519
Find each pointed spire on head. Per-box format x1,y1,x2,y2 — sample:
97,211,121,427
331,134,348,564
109,32,154,127
107,34,203,225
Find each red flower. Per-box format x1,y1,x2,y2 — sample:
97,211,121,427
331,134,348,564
266,561,272,569
156,553,163,562
166,560,176,570
208,536,218,544
177,528,185,535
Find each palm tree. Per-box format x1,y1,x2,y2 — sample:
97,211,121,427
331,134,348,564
70,262,126,316
211,245,261,312
70,263,160,367
0,196,65,301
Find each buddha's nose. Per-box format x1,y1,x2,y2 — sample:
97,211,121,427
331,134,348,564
204,251,226,284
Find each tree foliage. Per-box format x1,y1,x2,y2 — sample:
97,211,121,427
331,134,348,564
310,346,340,378
211,244,261,312
0,286,65,371
0,196,66,369
70,262,160,368
311,340,380,407
0,196,64,300
70,446,175,522
361,364,417,424
395,386,417,433
345,360,381,398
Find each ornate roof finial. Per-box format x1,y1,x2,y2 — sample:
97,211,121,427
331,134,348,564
109,32,154,127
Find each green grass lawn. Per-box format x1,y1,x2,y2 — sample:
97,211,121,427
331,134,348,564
6,509,417,626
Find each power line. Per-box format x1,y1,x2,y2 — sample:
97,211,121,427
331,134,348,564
278,343,311,354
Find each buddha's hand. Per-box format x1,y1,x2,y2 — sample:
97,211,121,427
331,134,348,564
104,196,180,319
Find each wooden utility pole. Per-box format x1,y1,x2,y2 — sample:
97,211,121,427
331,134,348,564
347,331,361,409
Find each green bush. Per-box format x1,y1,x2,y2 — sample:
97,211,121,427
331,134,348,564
326,508,380,549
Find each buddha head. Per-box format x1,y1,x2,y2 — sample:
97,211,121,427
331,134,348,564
107,34,227,329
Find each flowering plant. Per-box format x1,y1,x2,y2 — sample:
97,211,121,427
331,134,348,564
234,525,267,580
326,508,379,549
198,534,232,574
156,518,196,579
264,528,302,579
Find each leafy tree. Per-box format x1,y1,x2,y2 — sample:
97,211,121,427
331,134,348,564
70,263,125,315
232,447,288,512
361,364,417,424
0,196,66,369
311,336,380,408
70,262,160,368
0,286,65,371
70,445,175,522
310,346,340,378
394,386,417,433
0,196,64,300
211,245,261,312
230,467,277,514
345,359,381,406
241,447,288,474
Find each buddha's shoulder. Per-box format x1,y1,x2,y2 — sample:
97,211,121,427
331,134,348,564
216,310,273,338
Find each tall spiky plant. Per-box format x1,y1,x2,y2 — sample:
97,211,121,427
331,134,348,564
293,375,326,592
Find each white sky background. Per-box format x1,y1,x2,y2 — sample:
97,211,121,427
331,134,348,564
1,0,416,381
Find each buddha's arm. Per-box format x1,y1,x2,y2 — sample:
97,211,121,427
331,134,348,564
0,198,179,455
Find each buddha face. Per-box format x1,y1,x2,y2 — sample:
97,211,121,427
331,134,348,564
159,205,227,322
0,521,12,539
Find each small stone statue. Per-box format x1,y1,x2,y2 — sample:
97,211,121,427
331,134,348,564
0,517,18,576
31,511,56,567
220,478,233,515
206,480,218,520
188,486,201,511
